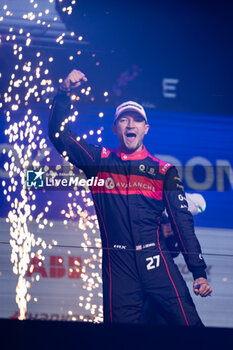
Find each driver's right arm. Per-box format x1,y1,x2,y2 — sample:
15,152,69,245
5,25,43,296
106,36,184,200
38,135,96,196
48,70,102,173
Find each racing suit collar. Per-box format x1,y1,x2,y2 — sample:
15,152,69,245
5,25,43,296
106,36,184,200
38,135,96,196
116,145,149,161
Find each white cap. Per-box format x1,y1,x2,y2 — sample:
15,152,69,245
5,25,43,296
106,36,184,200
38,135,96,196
114,101,147,123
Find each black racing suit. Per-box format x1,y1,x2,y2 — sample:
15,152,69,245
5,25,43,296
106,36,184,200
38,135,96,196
48,91,207,326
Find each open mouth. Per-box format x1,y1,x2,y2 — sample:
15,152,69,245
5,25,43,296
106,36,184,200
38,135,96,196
125,132,136,138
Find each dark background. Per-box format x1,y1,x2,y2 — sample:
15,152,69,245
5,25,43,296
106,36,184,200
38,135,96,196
55,0,233,114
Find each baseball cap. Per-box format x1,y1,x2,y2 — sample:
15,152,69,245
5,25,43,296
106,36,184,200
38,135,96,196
114,101,147,123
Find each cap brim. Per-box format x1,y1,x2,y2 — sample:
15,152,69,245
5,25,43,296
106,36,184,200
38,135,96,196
114,108,147,123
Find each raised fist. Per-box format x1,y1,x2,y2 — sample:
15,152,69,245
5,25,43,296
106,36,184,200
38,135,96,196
60,69,87,91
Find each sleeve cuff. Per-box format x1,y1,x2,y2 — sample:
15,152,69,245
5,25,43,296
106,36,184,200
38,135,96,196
57,88,71,96
191,267,207,280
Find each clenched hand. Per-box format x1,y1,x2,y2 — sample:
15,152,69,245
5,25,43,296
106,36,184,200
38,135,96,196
60,69,87,91
193,277,212,297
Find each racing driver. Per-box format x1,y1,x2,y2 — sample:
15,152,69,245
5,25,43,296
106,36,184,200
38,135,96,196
48,69,212,326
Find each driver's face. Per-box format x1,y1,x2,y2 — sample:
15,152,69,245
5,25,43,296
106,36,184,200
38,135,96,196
112,112,149,153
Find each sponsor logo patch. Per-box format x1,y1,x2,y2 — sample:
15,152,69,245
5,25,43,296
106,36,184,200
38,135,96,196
113,245,126,249
105,177,115,189
139,164,146,172
174,176,182,181
178,194,185,201
176,183,184,190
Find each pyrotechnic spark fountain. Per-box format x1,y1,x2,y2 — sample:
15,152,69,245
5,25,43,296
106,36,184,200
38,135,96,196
0,0,108,322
